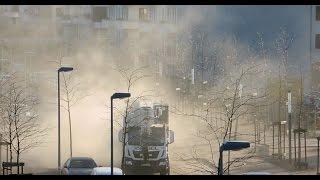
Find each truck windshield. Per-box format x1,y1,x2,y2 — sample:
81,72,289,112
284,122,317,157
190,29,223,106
127,127,165,146
148,127,165,146
128,127,141,145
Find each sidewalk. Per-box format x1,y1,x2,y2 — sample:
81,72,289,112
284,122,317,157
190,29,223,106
232,155,319,175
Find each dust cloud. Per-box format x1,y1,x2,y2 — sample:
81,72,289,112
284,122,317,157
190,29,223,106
0,5,310,174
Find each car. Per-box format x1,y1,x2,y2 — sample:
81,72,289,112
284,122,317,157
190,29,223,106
91,167,124,175
61,157,97,175
242,171,271,175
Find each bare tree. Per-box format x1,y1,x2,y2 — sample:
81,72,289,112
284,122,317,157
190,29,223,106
49,57,90,158
0,75,47,173
171,61,267,174
0,75,18,165
112,65,156,172
275,26,295,81
274,26,295,159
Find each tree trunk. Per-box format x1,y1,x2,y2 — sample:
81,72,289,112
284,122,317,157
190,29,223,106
14,111,20,174
9,125,13,164
121,93,130,170
227,119,233,175
16,149,20,174
67,101,73,158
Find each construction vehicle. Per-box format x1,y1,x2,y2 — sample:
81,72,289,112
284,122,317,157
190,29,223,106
118,103,174,175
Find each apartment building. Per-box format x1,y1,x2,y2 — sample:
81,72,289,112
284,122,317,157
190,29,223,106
0,5,184,99
311,5,320,91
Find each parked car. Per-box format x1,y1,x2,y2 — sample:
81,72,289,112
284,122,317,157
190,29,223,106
91,167,124,175
242,171,271,175
61,157,97,175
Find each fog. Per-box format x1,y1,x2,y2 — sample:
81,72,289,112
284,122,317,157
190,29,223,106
0,5,312,173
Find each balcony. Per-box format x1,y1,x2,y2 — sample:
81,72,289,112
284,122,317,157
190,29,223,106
93,20,178,33
3,11,19,18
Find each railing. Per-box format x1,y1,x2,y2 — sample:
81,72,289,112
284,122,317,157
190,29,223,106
2,162,25,175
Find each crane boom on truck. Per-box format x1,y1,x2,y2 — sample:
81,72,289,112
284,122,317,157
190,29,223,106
118,103,174,175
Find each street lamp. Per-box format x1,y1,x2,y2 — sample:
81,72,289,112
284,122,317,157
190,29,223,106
57,66,73,173
218,140,250,175
287,90,292,163
110,92,131,175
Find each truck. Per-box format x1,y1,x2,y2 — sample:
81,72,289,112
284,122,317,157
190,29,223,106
118,103,174,175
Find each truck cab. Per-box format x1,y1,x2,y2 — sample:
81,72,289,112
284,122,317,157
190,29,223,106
119,103,174,175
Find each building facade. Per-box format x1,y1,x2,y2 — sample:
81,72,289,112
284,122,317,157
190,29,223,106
311,5,320,91
0,5,185,102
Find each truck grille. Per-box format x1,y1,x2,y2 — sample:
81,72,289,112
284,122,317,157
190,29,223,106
133,151,142,158
133,150,159,159
149,151,159,158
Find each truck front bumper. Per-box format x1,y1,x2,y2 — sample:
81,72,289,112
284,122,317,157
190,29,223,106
124,158,168,173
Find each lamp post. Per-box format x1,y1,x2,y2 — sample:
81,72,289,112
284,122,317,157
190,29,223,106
110,92,131,175
57,67,73,173
287,90,292,163
176,87,181,110
218,140,250,175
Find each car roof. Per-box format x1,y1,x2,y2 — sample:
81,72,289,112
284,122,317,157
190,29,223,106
92,167,123,175
242,172,271,175
69,157,95,161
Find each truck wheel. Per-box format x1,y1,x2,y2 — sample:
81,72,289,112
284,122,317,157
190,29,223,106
160,167,169,175
160,170,166,175
123,166,132,175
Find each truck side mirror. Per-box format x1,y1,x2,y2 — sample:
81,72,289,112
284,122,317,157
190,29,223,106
169,130,174,144
118,129,124,142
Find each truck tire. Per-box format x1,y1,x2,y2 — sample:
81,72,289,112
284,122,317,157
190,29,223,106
160,166,170,175
123,166,133,175
160,170,167,175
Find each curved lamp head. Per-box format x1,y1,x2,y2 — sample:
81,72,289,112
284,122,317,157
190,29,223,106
220,140,250,151
111,93,131,99
58,67,73,72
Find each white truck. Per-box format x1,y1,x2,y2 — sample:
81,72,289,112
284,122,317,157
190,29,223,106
118,103,174,175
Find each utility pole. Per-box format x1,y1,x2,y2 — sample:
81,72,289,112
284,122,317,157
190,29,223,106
310,5,313,92
278,63,282,157
110,98,113,175
58,70,61,172
288,90,292,163
0,134,2,169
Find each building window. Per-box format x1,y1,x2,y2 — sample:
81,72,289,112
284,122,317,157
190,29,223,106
56,7,71,20
81,6,91,19
23,6,39,16
139,8,150,21
317,6,320,21
316,34,320,49
166,33,177,57
11,5,19,12
106,6,114,20
92,6,107,22
115,5,128,20
56,7,64,17
160,7,167,23
167,7,176,23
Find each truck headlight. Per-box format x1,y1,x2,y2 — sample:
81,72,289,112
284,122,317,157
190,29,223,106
126,161,133,165
161,150,165,157
159,161,166,166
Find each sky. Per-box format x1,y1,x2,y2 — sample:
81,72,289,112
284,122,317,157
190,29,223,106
206,5,309,61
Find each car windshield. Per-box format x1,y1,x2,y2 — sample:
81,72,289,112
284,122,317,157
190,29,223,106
69,159,97,168
127,126,165,146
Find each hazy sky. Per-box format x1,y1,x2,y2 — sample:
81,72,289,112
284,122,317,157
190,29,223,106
200,5,310,65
